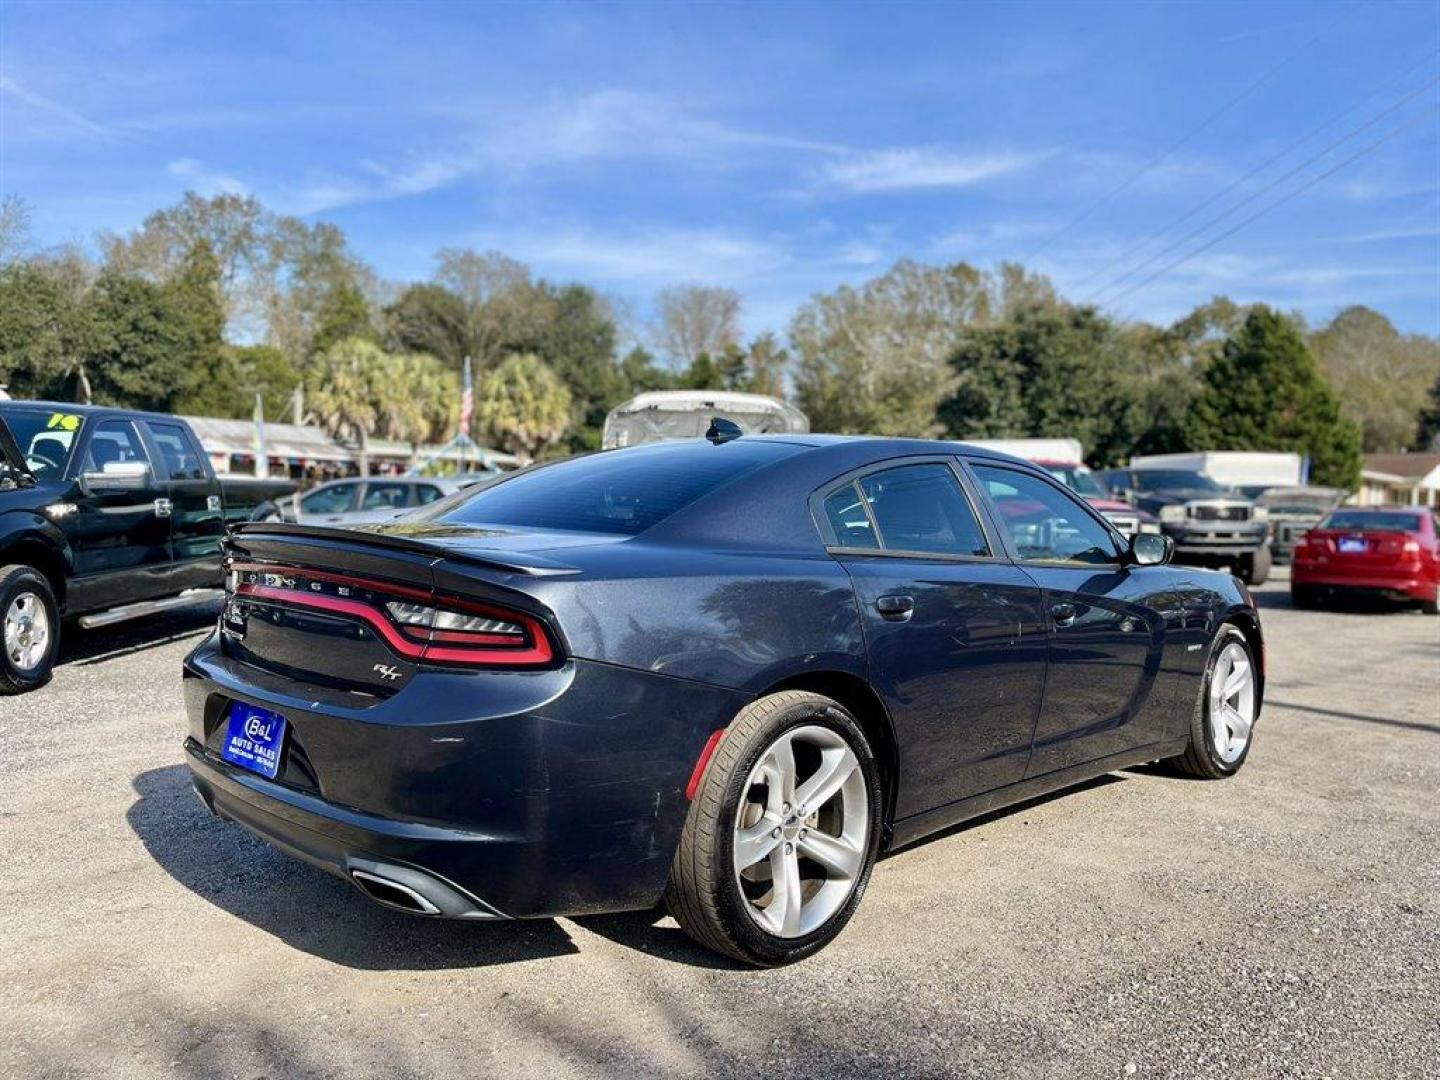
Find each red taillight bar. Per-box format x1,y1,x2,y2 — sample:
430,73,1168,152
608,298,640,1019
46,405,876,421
230,564,555,668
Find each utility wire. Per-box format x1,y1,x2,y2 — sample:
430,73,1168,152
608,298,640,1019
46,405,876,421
1105,106,1439,308
1076,48,1440,298
1088,73,1440,303
1019,31,1327,264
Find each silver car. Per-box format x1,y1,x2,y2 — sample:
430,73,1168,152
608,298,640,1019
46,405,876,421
263,477,473,526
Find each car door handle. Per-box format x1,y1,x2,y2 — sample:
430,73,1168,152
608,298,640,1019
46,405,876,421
875,594,914,621
1051,602,1078,627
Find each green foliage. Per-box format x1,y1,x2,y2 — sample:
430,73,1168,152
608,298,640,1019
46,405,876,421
617,346,674,395
1310,305,1440,452
475,353,572,458
1416,372,1440,451
311,280,376,357
0,259,98,400
86,270,196,410
523,284,623,451
1186,307,1363,489
940,304,1141,466
385,283,473,370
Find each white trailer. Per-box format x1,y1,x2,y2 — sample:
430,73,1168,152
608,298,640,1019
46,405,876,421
958,437,1085,464
1129,451,1304,491
602,391,809,449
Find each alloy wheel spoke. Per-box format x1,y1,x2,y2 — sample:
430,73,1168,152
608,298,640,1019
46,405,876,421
794,747,859,813
1225,706,1252,741
767,844,804,937
1222,659,1250,699
768,735,798,808
734,815,782,871
797,829,862,879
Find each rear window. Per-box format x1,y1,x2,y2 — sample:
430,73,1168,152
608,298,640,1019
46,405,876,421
436,440,804,535
1320,510,1423,533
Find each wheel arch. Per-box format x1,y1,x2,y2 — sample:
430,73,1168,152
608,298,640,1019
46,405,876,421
1222,610,1265,708
0,533,71,610
756,670,901,851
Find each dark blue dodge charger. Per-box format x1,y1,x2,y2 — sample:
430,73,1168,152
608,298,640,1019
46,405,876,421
183,433,1264,965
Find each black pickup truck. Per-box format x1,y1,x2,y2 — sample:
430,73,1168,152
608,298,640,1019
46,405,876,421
0,402,296,693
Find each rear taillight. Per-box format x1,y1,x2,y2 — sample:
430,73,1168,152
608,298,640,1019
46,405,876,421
228,561,555,668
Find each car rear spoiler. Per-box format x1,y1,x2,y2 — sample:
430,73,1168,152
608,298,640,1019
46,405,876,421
228,520,581,577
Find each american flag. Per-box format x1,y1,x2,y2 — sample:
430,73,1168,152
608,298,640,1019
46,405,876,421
459,356,474,441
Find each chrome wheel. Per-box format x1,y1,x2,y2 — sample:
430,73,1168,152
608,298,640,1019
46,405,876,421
732,724,869,939
1208,641,1255,764
4,591,51,672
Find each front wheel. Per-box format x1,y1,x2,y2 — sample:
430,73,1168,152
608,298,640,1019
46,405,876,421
1238,545,1271,586
0,565,61,695
665,691,883,966
1168,624,1258,779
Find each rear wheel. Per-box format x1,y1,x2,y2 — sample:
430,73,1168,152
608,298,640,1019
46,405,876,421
1420,587,1439,616
665,690,882,966
1290,584,1320,610
0,565,60,695
1238,546,1271,586
1168,625,1257,779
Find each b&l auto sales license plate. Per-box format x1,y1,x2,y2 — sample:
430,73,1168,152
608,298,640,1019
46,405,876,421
220,701,288,780
1338,537,1368,554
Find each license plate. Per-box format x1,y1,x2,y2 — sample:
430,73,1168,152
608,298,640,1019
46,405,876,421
220,701,287,780
1338,537,1367,554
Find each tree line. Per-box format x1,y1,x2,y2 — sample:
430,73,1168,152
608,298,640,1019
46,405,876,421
1,192,1436,486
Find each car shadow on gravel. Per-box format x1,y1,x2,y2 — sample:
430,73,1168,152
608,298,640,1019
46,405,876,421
1252,589,1422,616
127,764,582,970
58,603,220,668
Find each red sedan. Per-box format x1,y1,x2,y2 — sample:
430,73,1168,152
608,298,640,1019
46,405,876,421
1291,508,1440,614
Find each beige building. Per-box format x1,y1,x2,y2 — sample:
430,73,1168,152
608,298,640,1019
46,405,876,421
1354,453,1440,508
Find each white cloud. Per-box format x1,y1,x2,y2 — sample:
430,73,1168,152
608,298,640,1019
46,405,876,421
166,158,250,197
822,147,1045,193
0,74,113,138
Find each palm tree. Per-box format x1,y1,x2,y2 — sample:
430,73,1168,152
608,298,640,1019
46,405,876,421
309,337,382,475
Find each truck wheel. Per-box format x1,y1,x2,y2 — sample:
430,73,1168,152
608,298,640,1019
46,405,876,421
665,691,883,966
0,565,60,694
1238,546,1271,586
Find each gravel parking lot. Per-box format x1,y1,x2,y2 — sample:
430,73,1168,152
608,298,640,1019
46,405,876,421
2,569,1436,1080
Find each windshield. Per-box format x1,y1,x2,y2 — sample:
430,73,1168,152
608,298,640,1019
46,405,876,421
432,439,805,535
1132,470,1225,493
1320,510,1423,533
0,407,83,481
1042,465,1108,498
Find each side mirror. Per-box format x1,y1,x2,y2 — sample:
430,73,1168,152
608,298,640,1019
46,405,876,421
1129,532,1172,567
81,460,152,493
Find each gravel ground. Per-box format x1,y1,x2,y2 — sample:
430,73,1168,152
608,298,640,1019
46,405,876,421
2,568,1437,1080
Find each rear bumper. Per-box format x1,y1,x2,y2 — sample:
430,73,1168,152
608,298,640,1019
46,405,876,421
1291,568,1436,602
182,631,749,918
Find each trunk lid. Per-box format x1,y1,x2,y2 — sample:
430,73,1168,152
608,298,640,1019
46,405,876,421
220,523,580,696
1303,528,1416,570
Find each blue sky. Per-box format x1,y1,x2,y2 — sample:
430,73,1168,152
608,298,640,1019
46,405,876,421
2,1,1438,337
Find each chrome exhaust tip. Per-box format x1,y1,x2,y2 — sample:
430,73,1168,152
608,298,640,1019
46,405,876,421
346,857,505,920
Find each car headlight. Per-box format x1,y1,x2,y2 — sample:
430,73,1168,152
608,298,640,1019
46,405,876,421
1158,505,1187,523
1251,506,1269,523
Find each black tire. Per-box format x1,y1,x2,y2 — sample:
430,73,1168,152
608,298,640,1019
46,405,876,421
1290,584,1320,610
0,565,61,695
250,501,282,523
1420,588,1439,616
1238,545,1271,586
1168,624,1257,780
664,690,883,966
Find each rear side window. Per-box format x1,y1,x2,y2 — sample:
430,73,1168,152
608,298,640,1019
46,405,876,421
143,421,207,481
438,440,804,535
822,462,989,557
1320,510,1423,533
361,482,409,511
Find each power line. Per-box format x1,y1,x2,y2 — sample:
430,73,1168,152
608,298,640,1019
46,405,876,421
1088,71,1440,303
1019,30,1327,264
1075,48,1440,298
1105,106,1439,308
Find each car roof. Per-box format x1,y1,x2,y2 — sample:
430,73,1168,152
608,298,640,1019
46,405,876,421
0,400,182,422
